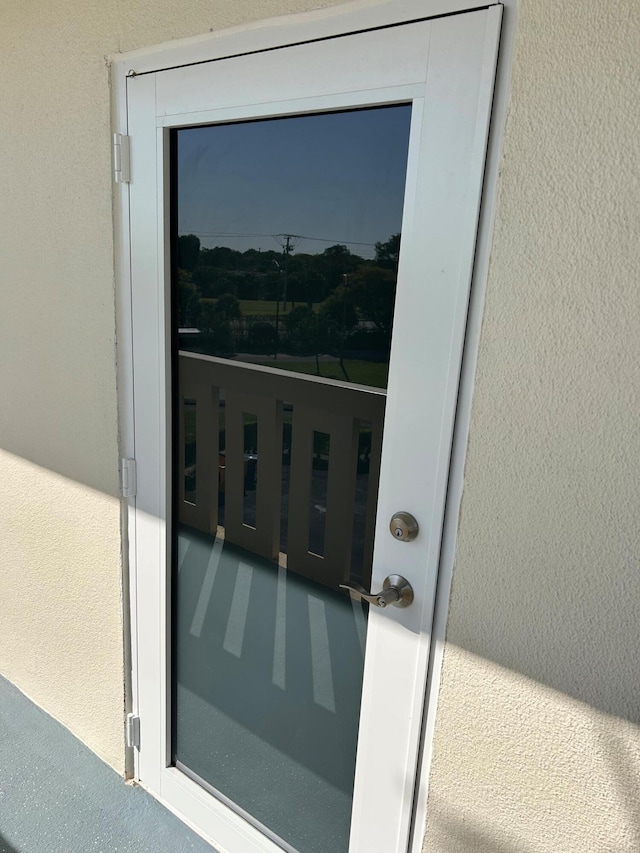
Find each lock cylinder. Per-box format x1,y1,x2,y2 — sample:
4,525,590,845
389,511,419,542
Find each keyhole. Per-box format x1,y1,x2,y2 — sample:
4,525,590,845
394,527,404,539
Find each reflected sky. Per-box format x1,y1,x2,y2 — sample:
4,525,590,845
177,105,412,258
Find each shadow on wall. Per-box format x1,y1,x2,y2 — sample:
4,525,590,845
425,801,536,853
423,646,640,853
442,483,640,727
603,724,640,849
0,833,19,853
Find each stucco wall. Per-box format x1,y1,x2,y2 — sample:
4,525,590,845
0,0,344,772
424,0,640,850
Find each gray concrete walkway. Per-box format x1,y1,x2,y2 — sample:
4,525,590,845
0,676,218,853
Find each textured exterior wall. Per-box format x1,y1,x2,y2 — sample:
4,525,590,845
424,0,640,850
0,0,343,772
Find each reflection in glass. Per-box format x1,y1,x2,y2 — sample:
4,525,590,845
172,104,411,853
183,399,196,504
308,431,330,557
241,413,258,528
176,106,411,390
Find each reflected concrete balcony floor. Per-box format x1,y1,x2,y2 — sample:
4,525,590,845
0,676,217,853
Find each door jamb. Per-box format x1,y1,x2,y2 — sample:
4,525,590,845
408,1,517,850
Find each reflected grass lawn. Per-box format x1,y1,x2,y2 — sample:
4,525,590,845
240,299,304,316
201,299,315,316
253,358,387,389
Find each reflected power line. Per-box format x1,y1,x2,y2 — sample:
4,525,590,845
178,230,378,249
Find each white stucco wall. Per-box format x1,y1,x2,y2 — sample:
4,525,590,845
1,0,638,849
423,0,640,850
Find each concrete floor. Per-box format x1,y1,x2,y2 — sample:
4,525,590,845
0,676,217,853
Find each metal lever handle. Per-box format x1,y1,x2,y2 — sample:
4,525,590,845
340,582,399,608
340,574,414,609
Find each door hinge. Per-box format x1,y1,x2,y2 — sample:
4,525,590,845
119,457,137,498
113,133,131,183
125,713,140,750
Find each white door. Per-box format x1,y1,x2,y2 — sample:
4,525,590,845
125,6,501,853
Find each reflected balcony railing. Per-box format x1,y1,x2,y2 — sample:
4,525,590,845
178,351,386,589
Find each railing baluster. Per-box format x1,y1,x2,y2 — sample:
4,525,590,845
223,388,246,547
178,358,218,534
255,398,283,561
287,406,316,581
178,385,188,511
225,389,282,561
324,414,360,587
362,419,384,585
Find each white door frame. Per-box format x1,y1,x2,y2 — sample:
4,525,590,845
111,2,510,851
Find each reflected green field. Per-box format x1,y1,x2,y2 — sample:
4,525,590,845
253,358,387,388
201,298,313,317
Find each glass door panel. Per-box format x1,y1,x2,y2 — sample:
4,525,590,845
171,105,411,853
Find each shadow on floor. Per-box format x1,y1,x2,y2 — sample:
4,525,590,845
0,833,19,853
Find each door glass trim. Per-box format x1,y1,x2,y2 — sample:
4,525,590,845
176,760,300,853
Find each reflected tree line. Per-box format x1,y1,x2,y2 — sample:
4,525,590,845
177,233,399,384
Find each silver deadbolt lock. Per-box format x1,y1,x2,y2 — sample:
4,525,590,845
389,511,419,542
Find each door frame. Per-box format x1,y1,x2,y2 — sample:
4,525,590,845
111,1,514,850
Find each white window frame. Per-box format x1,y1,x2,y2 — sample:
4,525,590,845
111,1,517,850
